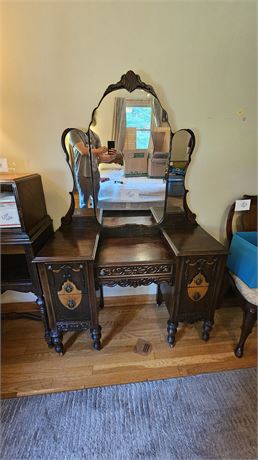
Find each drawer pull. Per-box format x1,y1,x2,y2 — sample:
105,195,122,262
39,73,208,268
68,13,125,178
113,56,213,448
64,283,73,293
193,292,201,301
58,280,82,310
187,272,209,302
67,299,76,309
195,277,202,286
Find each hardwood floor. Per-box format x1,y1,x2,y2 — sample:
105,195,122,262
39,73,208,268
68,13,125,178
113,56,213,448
1,297,257,399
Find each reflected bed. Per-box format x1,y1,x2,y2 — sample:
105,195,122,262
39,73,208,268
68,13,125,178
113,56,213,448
98,163,166,210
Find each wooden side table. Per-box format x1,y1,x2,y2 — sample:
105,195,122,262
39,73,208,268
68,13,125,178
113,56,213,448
1,173,53,344
161,223,227,346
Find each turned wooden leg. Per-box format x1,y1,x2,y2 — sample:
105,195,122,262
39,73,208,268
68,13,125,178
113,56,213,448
36,296,53,348
99,284,104,310
156,283,163,306
167,320,178,348
90,325,102,350
202,320,213,341
235,303,257,358
51,330,64,356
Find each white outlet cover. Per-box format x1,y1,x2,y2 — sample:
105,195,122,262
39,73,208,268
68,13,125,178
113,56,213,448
235,199,251,211
0,158,8,172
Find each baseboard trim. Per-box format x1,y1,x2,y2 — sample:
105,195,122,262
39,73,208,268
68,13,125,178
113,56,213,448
1,294,158,314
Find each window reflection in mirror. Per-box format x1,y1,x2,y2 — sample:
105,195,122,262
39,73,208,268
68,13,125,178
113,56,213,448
88,89,171,226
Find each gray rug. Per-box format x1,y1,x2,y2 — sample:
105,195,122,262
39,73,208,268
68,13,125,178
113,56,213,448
1,368,257,460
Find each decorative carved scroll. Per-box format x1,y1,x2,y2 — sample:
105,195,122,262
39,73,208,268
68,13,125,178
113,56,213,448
98,264,172,277
185,257,218,302
99,277,173,288
47,263,86,289
48,264,83,273
185,257,218,281
102,70,159,100
56,320,90,332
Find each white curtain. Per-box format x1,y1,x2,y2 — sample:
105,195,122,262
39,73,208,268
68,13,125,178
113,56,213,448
151,97,163,128
112,98,126,154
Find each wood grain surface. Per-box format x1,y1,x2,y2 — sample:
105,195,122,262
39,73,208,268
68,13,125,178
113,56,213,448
97,236,174,265
1,299,256,399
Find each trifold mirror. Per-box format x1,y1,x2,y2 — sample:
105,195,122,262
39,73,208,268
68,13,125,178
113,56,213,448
62,70,195,227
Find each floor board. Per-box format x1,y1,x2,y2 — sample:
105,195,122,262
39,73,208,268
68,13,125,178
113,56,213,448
1,299,257,398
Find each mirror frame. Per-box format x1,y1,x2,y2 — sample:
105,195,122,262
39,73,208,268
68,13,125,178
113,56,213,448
61,70,196,227
61,127,76,226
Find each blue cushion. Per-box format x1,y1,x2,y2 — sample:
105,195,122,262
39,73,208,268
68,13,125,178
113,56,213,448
227,232,258,288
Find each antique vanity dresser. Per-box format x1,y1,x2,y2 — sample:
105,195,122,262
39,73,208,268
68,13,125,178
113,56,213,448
34,71,227,354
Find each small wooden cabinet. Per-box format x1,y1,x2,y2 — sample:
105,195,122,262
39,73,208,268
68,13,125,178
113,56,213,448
1,173,53,343
160,216,227,345
33,214,102,354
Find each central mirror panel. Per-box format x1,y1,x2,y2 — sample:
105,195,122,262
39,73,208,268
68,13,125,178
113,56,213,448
89,88,171,226
61,72,196,227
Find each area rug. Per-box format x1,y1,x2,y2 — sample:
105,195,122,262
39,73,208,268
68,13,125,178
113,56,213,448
1,368,257,460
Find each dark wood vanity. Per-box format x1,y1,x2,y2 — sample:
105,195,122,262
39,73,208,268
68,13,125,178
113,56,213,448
33,71,227,354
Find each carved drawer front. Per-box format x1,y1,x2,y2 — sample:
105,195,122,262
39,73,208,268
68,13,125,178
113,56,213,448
97,263,174,287
45,263,91,330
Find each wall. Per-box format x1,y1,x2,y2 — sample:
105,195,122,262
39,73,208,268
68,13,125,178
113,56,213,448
1,0,257,242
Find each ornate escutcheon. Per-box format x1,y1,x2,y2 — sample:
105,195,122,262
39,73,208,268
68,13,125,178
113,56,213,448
187,272,209,302
57,280,82,310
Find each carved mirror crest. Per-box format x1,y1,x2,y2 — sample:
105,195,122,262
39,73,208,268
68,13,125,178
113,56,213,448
61,70,196,227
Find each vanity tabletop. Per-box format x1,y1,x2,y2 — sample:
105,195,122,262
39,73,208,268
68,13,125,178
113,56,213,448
162,225,228,257
96,234,175,266
0,173,38,183
33,223,100,262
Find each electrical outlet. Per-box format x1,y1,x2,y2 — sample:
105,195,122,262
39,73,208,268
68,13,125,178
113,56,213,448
235,199,251,211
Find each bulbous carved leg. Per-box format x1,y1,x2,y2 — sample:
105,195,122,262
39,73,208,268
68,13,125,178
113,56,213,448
167,320,178,348
51,330,64,356
90,325,102,351
235,304,257,358
36,296,53,348
202,320,213,341
156,284,163,307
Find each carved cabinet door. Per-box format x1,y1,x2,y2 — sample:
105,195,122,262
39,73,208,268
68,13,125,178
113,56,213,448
39,262,91,332
168,255,227,323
